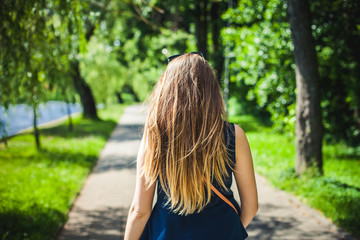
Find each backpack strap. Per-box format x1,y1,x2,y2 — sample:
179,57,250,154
210,183,239,215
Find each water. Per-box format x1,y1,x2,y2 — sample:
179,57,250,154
0,101,82,137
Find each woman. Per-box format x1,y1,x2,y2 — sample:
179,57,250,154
124,52,258,240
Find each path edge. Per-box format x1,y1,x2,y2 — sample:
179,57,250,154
53,111,124,240
256,174,357,240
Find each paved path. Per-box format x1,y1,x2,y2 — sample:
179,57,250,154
58,104,355,240
58,105,147,240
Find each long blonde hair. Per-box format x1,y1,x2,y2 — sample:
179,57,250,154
142,53,232,215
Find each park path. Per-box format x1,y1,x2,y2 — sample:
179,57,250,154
57,104,147,240
57,104,355,240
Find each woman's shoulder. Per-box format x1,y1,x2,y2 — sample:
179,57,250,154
223,120,234,130
223,121,245,137
223,121,248,152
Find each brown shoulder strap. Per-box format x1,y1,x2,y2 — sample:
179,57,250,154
210,183,239,215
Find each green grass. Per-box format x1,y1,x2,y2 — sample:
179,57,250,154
229,115,360,238
0,104,125,240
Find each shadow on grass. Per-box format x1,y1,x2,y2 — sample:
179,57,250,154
42,148,99,168
324,144,360,161
0,145,99,169
40,119,118,141
322,177,360,192
333,153,360,161
0,110,138,240
0,205,65,240
276,173,360,238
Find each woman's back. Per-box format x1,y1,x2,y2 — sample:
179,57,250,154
140,122,248,240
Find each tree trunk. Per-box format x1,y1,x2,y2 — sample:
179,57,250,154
346,22,360,134
71,61,99,120
288,0,323,175
115,92,124,103
210,1,225,86
0,120,8,147
195,0,208,57
32,104,41,151
65,100,73,131
129,88,140,102
0,137,8,147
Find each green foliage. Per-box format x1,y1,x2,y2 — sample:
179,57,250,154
0,0,114,109
77,0,198,103
130,28,195,100
81,35,125,104
0,0,82,107
311,0,360,145
223,0,296,134
229,115,360,237
105,24,195,101
0,104,125,240
2,0,359,144
224,0,360,144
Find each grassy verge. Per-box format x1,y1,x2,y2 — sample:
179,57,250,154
0,104,126,240
229,115,360,238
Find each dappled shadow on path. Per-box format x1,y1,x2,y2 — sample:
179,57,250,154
247,215,294,240
246,202,351,240
94,155,137,173
92,123,144,174
109,124,144,143
57,206,128,240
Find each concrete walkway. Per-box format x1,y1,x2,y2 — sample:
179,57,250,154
58,104,355,240
58,105,147,240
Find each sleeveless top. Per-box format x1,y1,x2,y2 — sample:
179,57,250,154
140,122,248,240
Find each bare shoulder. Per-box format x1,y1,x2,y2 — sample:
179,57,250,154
233,124,252,167
234,124,248,144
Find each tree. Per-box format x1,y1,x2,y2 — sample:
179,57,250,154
222,0,294,122
194,0,208,57
222,0,360,145
210,1,227,85
310,0,360,145
0,118,8,147
0,0,61,150
288,0,323,175
59,0,105,120
71,61,98,119
0,0,103,148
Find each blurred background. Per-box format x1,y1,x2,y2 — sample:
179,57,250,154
0,0,359,239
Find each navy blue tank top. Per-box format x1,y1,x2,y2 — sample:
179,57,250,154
140,122,248,240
